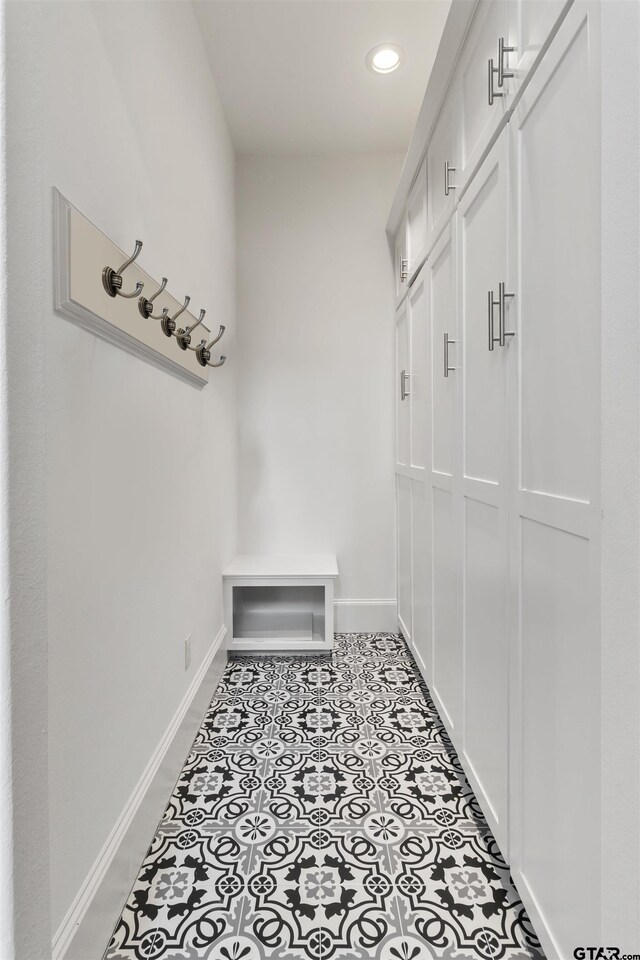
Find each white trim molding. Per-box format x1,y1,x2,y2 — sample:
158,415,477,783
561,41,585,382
333,599,397,634
53,626,228,960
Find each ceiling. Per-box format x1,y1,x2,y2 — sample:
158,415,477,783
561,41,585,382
194,0,451,155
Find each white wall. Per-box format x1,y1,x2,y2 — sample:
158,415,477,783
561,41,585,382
1,3,51,955
236,154,402,629
17,0,238,945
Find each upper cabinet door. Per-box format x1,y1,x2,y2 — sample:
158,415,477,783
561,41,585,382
426,87,460,258
394,215,408,307
408,264,429,474
406,158,427,284
458,1,512,190
511,0,573,91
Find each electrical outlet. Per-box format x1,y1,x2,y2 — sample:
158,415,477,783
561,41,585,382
184,634,191,671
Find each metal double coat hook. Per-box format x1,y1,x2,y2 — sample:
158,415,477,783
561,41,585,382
102,240,144,298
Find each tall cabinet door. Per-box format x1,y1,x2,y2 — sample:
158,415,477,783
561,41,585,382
508,4,601,955
457,129,511,855
428,222,461,734
395,300,410,470
395,299,412,642
408,266,431,674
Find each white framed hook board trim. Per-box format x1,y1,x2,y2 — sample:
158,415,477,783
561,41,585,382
53,188,215,387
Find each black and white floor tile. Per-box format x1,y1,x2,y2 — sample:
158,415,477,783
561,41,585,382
105,634,544,960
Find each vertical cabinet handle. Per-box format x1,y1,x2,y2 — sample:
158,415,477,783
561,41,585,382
487,289,500,351
444,161,457,197
400,369,410,400
488,58,502,106
400,258,409,283
498,282,515,346
443,333,456,377
498,37,515,87
488,284,515,350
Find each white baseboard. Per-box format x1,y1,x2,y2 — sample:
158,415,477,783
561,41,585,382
333,599,397,634
53,626,228,960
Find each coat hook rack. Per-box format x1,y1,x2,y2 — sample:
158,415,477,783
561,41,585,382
102,240,144,298
161,295,190,338
196,325,226,367
176,308,206,351
138,276,169,320
55,189,225,387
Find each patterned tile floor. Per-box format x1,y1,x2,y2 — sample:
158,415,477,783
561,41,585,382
105,633,544,960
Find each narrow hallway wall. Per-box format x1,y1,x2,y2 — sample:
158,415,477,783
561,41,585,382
236,154,402,630
14,0,238,947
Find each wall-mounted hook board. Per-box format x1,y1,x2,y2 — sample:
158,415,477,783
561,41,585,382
53,188,211,387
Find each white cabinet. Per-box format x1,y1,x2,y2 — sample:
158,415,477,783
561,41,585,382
410,477,431,678
396,474,412,643
510,0,572,94
408,267,428,474
457,0,512,187
395,299,410,469
457,128,511,855
406,158,428,284
395,262,430,653
394,215,408,306
427,222,462,734
508,4,601,955
426,89,460,257
388,0,636,955
223,555,339,653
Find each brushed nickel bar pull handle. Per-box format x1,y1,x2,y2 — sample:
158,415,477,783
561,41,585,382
488,289,500,352
499,281,515,346
444,161,457,197
488,58,502,106
400,369,410,401
498,36,515,87
444,333,456,377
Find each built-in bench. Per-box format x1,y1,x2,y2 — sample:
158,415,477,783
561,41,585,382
223,554,339,653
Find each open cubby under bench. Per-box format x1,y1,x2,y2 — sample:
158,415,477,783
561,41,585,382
223,554,339,653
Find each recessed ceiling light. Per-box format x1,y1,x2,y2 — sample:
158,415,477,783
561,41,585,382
366,44,403,74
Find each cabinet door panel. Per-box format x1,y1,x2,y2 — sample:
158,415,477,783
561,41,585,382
459,1,511,184
396,301,410,468
432,485,460,731
427,91,459,254
406,159,427,283
411,479,431,678
409,270,428,472
397,474,413,642
509,5,601,954
463,496,508,843
458,129,510,854
394,216,408,306
513,0,571,87
517,15,597,502
429,225,457,477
